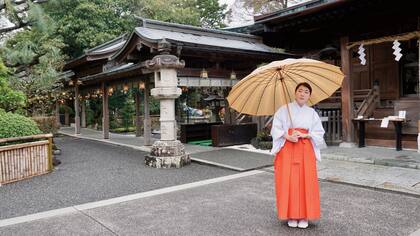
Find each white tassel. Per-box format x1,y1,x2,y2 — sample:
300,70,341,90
358,44,366,65
392,40,403,61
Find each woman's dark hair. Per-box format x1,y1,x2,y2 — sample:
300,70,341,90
295,82,312,94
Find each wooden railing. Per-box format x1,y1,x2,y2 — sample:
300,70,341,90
319,109,342,144
354,85,380,118
0,134,53,185
317,87,380,114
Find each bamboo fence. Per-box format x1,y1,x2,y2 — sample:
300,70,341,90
0,134,53,185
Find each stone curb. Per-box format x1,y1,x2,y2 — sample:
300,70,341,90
322,153,420,170
58,132,244,171
58,132,152,152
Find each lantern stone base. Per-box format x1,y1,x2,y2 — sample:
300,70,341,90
145,140,190,168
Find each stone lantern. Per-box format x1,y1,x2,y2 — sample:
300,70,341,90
144,39,190,168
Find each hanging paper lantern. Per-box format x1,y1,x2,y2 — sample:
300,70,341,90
392,40,402,61
358,44,366,65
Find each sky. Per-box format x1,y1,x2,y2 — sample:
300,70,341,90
218,0,253,27
218,0,311,27
219,0,236,6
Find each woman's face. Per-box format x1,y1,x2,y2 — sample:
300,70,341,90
295,85,311,105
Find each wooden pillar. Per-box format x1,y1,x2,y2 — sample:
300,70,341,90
223,88,233,124
102,83,109,139
64,106,69,126
74,84,81,135
135,90,142,137
55,101,60,126
81,100,86,128
143,78,152,145
340,36,354,143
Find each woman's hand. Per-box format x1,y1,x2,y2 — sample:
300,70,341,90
293,130,311,139
284,133,298,142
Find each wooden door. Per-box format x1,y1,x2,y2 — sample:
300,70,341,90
371,43,399,99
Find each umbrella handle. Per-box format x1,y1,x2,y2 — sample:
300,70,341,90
281,79,294,130
285,102,294,131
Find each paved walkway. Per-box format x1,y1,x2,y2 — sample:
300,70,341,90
1,171,420,236
60,127,420,170
260,159,420,197
2,132,420,235
0,137,237,220
322,146,420,169
231,145,420,196
59,127,420,196
59,127,274,171
228,144,420,169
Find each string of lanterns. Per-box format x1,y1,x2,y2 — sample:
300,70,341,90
59,69,238,102
199,68,238,80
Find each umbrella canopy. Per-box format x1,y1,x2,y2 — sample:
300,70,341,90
227,58,344,116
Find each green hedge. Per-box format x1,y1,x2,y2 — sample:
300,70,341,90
110,127,136,133
0,112,42,139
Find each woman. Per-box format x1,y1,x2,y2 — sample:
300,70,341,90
270,82,327,229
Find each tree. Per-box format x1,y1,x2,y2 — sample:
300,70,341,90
2,0,229,118
42,0,136,58
0,2,66,115
42,0,227,58
227,0,309,26
129,0,227,28
196,0,228,28
0,59,26,112
120,92,135,130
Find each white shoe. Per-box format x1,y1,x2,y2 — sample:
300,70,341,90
288,220,298,228
298,220,308,228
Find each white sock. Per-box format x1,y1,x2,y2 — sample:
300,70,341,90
288,220,298,227
298,219,308,228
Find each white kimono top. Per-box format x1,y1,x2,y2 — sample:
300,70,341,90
270,101,327,161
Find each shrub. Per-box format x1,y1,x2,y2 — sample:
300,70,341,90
0,112,42,138
258,141,273,150
0,72,26,113
111,127,136,133
32,116,59,134
256,129,272,142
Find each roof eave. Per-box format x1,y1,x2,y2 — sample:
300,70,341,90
254,0,344,24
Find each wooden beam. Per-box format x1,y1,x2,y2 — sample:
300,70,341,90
178,68,251,79
0,133,53,144
340,36,354,142
102,83,110,139
143,78,152,145
74,84,81,135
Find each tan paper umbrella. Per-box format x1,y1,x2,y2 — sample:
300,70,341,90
227,58,344,117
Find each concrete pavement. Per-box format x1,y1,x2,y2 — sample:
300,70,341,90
0,137,237,220
2,134,420,235
58,127,420,197
1,171,420,236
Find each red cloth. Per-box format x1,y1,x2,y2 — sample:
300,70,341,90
274,128,320,220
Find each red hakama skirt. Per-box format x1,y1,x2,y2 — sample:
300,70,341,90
274,128,320,220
